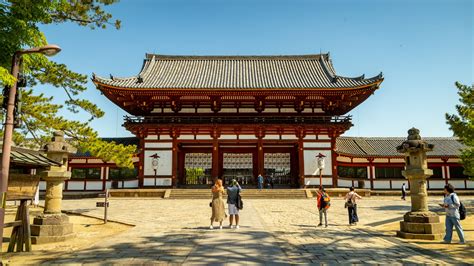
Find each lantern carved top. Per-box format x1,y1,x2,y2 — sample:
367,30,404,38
396,127,434,154
43,131,77,155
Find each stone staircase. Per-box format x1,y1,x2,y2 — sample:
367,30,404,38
168,189,308,199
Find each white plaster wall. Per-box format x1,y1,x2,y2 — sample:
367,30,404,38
373,158,389,163
352,158,368,163
304,150,332,176
156,178,172,186
124,180,139,188
429,180,446,189
70,159,87,164
338,179,353,187
263,135,280,140
281,135,297,140
67,181,85,190
390,158,405,163
143,178,155,186
196,135,212,140
144,150,172,176
86,181,103,190
337,156,351,163
373,180,390,189
39,181,46,191
427,158,444,163
304,177,332,186
318,135,330,140
304,142,331,148
239,135,257,140
220,135,237,140
467,180,474,189
449,180,466,190
178,135,194,140
391,180,406,190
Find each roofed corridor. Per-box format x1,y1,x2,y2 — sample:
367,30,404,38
10,196,472,264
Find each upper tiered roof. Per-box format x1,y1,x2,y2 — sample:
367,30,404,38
93,53,383,90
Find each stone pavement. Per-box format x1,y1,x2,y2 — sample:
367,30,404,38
25,195,473,264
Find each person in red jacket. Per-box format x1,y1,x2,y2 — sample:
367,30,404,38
317,186,330,227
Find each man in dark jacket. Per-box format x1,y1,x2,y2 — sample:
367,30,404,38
227,179,242,229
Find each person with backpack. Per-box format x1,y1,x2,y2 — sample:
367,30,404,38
440,183,465,244
317,186,330,227
227,179,242,229
345,187,362,225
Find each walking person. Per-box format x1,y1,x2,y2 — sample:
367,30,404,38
210,179,226,229
269,175,274,189
345,187,362,225
441,183,465,244
401,183,407,200
317,186,330,227
257,173,263,191
227,179,242,229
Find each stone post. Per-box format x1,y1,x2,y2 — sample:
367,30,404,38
396,128,443,240
31,131,77,244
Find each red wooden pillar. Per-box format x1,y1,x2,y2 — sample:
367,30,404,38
171,128,179,188
297,138,304,188
296,127,305,188
211,127,220,180
368,158,374,190
257,138,264,177
330,132,338,188
212,139,219,180
138,135,146,188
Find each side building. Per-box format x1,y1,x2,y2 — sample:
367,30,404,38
57,136,473,191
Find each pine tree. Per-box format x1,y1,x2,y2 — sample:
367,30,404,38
446,82,474,177
0,1,136,168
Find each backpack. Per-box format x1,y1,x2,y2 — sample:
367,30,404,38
320,193,331,209
451,194,466,220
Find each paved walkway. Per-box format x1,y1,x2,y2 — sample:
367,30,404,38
27,196,473,264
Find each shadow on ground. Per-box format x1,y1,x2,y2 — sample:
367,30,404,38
28,226,462,264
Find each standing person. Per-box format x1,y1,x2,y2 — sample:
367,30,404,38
227,179,242,229
317,186,330,227
401,183,407,200
270,175,274,189
210,179,226,229
441,183,465,244
257,173,263,191
345,187,362,225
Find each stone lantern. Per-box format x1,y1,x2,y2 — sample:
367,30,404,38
396,128,443,240
31,131,77,244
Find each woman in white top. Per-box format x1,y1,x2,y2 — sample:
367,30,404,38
345,187,362,225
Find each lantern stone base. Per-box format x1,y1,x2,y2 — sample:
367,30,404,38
397,211,444,240
30,214,75,244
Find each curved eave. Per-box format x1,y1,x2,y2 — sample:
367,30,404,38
93,78,383,93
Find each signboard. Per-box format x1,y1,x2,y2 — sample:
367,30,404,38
96,202,109,207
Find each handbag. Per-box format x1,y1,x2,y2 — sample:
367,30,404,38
236,191,243,210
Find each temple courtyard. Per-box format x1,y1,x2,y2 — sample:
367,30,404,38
3,195,473,265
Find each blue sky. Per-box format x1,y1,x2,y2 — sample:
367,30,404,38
39,0,473,138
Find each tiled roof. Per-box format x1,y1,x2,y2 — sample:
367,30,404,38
4,146,61,167
336,137,464,157
93,53,383,90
